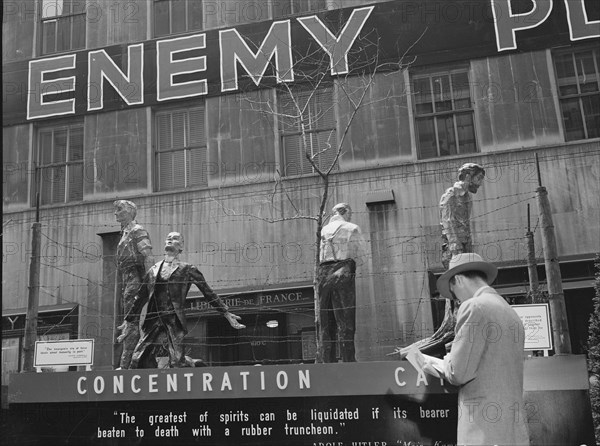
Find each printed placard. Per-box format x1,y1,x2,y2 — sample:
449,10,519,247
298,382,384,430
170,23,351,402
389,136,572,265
512,304,553,351
34,339,94,367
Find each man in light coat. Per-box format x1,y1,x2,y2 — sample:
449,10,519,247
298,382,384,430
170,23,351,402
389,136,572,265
421,253,529,445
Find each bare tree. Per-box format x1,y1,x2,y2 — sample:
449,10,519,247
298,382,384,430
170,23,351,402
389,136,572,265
212,26,422,362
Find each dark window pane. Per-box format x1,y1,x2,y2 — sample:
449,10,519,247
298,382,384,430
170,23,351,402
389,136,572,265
559,84,579,96
53,129,68,163
157,151,174,190
68,164,83,201
582,95,600,138
314,130,338,172
187,147,208,187
71,14,85,50
154,0,170,37
71,0,87,14
272,0,292,18
576,51,597,79
51,166,66,203
156,114,172,151
188,107,206,145
42,21,57,54
452,72,471,109
560,98,585,141
171,111,186,148
40,132,53,165
555,53,575,80
416,118,437,159
56,16,70,52
292,0,310,14
414,78,432,115
62,0,74,15
282,134,308,176
69,126,84,161
436,115,456,157
310,0,326,11
433,75,452,112
456,113,476,153
188,0,203,30
40,167,53,204
171,0,186,34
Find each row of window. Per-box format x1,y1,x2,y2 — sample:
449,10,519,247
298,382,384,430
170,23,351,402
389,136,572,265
34,47,600,205
40,0,327,55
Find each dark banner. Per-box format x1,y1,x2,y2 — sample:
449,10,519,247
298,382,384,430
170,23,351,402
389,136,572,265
3,0,599,126
4,394,458,446
5,357,594,445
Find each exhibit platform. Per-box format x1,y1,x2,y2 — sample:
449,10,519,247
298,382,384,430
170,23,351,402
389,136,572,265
5,356,595,445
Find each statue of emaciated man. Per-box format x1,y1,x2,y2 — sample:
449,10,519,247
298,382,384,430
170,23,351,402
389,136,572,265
393,163,485,358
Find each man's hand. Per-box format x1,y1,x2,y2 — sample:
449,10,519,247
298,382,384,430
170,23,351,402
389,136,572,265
116,321,137,343
224,312,246,329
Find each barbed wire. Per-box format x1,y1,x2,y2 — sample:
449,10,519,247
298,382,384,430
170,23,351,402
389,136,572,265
3,148,597,227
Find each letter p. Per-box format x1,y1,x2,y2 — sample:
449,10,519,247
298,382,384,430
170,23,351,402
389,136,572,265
492,0,553,51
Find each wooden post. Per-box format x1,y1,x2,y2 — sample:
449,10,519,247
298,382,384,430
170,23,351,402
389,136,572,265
535,154,572,354
22,185,42,371
525,204,540,300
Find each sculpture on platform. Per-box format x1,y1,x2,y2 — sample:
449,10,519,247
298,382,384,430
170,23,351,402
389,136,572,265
317,203,367,362
114,200,153,369
393,163,485,358
440,163,486,269
127,232,245,368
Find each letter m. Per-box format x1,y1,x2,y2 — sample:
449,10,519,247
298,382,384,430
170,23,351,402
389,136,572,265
220,20,293,92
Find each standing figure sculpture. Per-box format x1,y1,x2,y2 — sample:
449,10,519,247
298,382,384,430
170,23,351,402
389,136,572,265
114,200,153,370
440,163,486,269
317,203,366,363
394,163,485,358
127,232,245,368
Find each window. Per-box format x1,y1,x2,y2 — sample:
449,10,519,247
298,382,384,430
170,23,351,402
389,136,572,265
272,0,326,18
155,106,208,191
2,338,20,385
554,47,600,141
36,122,84,205
154,0,203,37
278,87,338,176
40,0,86,54
412,67,477,159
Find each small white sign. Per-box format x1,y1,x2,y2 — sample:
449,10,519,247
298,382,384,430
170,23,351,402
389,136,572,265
511,304,553,351
34,339,94,367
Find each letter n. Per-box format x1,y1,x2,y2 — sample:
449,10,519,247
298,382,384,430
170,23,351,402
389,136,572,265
88,43,144,111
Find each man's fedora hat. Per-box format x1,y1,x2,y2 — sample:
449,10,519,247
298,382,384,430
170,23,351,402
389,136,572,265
437,253,498,298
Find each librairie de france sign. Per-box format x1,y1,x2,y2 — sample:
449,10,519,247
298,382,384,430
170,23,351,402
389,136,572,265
3,0,598,126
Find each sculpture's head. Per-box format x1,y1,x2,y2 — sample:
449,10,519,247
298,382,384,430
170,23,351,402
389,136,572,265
332,203,352,222
113,200,137,225
458,163,485,194
165,232,184,254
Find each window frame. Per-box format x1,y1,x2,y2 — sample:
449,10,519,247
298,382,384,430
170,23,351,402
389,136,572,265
39,0,87,55
153,0,204,38
552,46,600,142
411,65,478,160
277,85,338,177
35,120,85,206
154,104,209,192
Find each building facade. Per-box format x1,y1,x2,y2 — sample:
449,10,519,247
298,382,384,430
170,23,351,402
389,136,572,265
3,0,600,386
